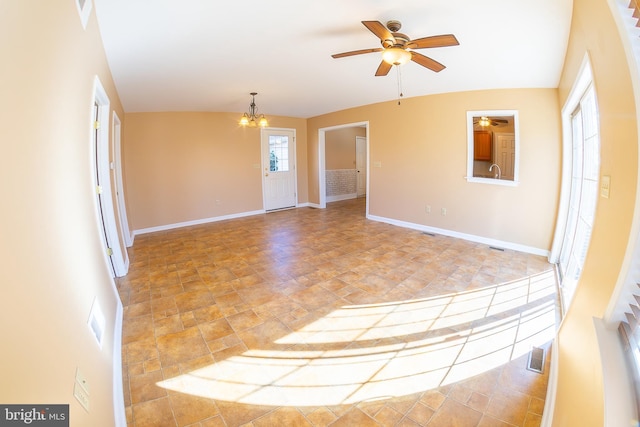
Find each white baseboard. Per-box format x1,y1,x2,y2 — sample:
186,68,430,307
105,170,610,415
367,214,550,257
327,193,357,203
132,207,549,257
113,299,126,427
133,210,265,236
540,337,558,427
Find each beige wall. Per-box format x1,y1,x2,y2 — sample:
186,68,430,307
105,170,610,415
552,0,638,425
326,127,366,170
307,88,562,252
127,89,562,253
124,113,307,231
0,2,125,426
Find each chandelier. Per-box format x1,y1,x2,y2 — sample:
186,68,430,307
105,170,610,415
239,92,268,128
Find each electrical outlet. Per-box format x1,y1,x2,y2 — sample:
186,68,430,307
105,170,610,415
425,205,431,214
441,208,447,216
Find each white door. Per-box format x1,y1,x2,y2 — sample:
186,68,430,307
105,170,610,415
494,133,515,180
112,112,132,248
262,128,296,211
356,136,367,197
93,78,127,277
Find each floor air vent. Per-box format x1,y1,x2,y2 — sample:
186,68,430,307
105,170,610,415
489,246,505,251
527,346,545,374
422,232,436,236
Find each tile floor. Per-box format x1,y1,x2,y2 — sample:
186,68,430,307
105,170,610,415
116,198,558,427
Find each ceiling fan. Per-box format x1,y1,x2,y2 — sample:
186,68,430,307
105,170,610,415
474,117,509,127
331,20,459,76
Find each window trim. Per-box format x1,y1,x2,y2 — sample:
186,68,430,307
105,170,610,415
465,110,520,187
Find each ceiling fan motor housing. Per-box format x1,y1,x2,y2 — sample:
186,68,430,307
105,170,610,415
382,21,410,48
386,20,402,32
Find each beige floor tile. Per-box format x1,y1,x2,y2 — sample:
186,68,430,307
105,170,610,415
117,198,558,427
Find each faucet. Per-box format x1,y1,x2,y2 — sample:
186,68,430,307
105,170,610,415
489,163,502,179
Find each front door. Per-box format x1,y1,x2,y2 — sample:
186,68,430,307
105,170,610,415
262,128,296,211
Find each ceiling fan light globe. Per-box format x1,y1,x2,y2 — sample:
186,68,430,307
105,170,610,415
382,47,411,65
479,117,491,127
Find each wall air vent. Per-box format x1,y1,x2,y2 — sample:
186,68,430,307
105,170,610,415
87,298,105,349
527,346,545,374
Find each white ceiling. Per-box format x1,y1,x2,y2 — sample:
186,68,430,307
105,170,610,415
94,0,572,119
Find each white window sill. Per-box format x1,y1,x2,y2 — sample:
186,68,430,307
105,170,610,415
465,176,520,187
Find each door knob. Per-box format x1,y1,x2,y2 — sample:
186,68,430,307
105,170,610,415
265,173,269,177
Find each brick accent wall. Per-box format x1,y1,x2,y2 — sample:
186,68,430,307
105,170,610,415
326,169,357,198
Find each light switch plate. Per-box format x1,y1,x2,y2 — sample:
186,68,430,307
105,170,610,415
74,381,90,412
601,175,611,198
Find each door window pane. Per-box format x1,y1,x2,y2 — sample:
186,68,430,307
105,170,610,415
269,135,289,172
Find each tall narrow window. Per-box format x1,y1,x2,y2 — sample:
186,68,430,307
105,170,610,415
557,84,600,311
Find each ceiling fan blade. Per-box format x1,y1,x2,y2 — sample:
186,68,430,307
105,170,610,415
410,52,446,72
407,34,459,49
332,48,383,59
375,61,392,76
362,21,395,45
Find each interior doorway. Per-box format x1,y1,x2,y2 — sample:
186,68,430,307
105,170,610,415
318,121,369,215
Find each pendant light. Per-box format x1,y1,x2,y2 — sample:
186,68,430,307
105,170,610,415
239,92,268,128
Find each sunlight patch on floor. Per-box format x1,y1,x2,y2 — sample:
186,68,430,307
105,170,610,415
157,270,557,406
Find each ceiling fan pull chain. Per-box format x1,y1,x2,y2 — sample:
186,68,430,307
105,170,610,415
396,65,404,105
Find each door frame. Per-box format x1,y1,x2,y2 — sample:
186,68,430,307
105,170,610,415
356,136,367,198
260,127,298,211
92,77,127,277
318,122,370,213
91,76,127,427
112,112,133,248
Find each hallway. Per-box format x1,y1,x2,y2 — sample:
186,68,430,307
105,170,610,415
116,198,557,426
